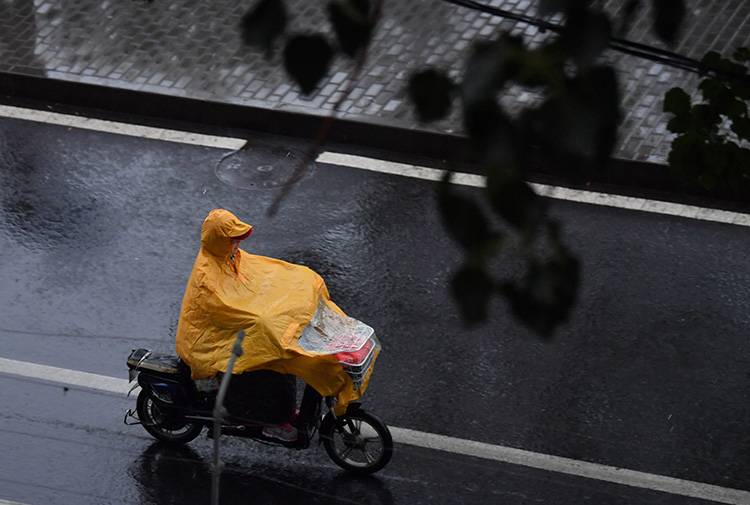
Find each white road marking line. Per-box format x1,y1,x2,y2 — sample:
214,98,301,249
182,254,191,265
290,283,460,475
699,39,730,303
1,357,748,504
2,104,749,227
0,104,246,150
0,357,131,395
318,152,750,228
392,427,750,505
0,500,32,505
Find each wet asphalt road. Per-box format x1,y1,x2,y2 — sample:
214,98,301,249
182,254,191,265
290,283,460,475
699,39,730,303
0,113,749,504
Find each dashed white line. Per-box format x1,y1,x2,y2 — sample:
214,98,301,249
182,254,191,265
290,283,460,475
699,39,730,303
1,104,749,227
1,356,749,504
317,152,750,228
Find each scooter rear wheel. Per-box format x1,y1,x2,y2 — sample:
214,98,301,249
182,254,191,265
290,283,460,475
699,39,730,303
322,409,393,474
136,389,203,445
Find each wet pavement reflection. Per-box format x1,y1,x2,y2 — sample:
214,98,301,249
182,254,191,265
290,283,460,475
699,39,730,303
1,115,750,501
130,443,394,505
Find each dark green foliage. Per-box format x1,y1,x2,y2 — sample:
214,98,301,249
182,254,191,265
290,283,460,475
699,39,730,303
283,35,334,95
651,0,685,46
664,48,750,194
328,0,373,57
664,87,691,116
701,51,747,78
691,105,721,133
731,116,750,141
666,114,690,134
241,0,288,55
733,47,750,62
408,69,455,122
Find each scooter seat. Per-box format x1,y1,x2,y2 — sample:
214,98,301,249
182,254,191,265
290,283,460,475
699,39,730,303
127,348,182,375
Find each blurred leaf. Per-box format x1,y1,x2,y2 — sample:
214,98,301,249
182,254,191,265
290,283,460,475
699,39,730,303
462,43,499,104
663,87,691,116
451,266,494,325
617,0,642,36
283,34,334,95
328,0,372,57
651,0,685,46
486,171,544,230
530,66,619,167
733,47,750,62
579,66,620,165
516,42,567,89
409,69,455,122
502,223,579,337
241,0,288,55
438,173,494,249
562,8,612,66
463,100,512,148
538,0,566,16
462,36,525,108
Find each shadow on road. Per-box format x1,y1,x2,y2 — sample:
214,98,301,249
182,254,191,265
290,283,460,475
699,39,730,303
129,442,394,505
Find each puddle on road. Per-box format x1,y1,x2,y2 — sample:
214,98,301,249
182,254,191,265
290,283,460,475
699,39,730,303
215,144,316,190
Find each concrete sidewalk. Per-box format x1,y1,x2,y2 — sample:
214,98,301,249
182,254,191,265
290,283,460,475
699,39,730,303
2,0,749,164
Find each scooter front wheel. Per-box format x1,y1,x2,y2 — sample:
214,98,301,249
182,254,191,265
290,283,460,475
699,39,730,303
136,389,203,445
321,409,393,474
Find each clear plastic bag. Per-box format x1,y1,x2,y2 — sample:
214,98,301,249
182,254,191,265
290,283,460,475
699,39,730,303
298,299,374,354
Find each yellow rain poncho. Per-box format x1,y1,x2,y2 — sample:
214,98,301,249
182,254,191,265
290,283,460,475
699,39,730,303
176,209,376,413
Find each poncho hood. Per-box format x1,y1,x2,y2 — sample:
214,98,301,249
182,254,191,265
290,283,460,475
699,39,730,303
201,209,253,259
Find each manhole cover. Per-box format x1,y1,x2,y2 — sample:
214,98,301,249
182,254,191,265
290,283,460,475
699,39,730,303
215,144,315,190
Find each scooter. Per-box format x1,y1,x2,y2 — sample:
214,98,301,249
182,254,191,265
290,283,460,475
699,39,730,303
124,330,392,475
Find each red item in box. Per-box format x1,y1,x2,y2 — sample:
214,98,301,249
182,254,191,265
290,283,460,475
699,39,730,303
336,339,374,365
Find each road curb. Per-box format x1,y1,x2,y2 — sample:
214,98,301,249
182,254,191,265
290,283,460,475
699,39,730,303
0,71,747,211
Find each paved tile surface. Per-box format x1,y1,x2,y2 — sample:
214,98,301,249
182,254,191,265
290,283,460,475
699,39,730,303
0,0,748,163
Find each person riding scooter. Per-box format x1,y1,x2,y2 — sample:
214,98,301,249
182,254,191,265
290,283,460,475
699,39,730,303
175,208,301,441
176,208,377,445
